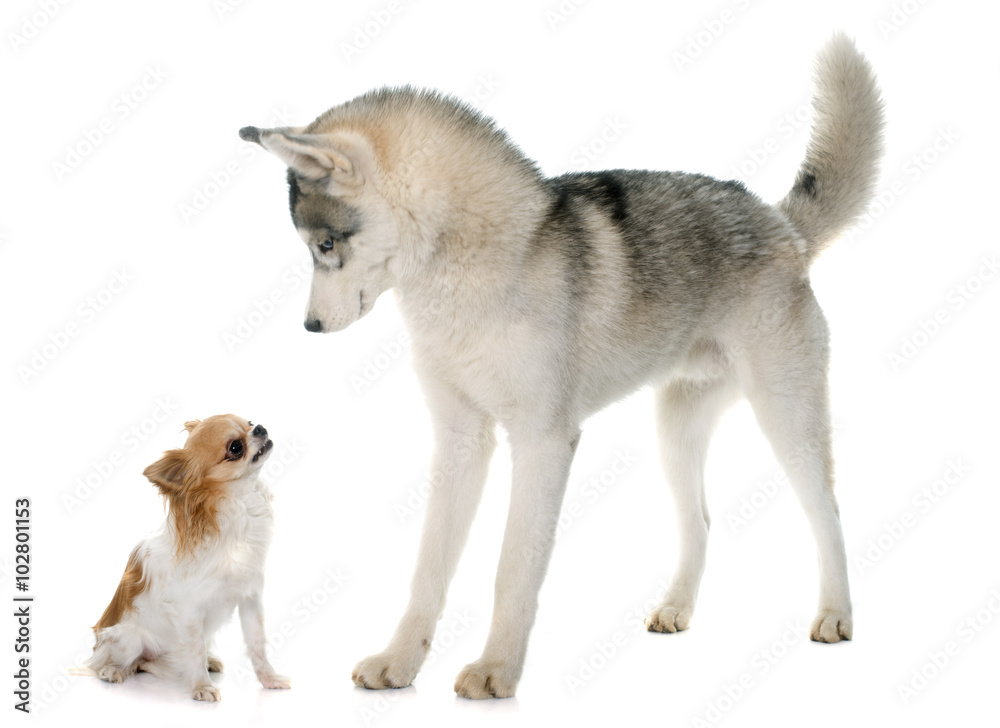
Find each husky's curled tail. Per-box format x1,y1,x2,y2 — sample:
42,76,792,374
779,32,885,261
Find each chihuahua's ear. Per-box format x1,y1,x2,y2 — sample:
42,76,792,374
240,126,367,189
183,420,199,433
143,449,200,496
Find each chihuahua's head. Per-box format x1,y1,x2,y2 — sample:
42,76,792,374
142,415,273,556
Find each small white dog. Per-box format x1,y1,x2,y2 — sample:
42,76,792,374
87,415,290,702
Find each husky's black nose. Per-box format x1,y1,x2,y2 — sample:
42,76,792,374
304,319,323,333
252,424,267,438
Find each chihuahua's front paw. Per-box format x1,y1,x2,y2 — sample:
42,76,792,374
192,684,221,702
352,645,425,689
259,673,291,689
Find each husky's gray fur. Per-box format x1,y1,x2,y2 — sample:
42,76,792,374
240,32,884,698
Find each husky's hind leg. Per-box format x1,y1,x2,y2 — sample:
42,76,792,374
737,286,852,642
646,376,738,633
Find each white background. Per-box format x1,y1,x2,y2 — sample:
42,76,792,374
2,0,998,726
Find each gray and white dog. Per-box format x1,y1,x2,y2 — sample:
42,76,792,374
240,33,883,698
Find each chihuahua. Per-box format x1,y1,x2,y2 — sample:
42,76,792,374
87,415,289,701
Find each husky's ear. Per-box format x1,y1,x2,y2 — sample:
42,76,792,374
240,126,363,187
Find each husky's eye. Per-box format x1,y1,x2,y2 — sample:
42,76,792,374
316,234,347,270
228,440,244,458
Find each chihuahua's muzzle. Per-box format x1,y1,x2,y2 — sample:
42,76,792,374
251,424,273,463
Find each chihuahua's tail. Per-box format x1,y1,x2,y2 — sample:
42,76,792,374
778,32,885,263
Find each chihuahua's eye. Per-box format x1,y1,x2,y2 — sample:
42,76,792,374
228,440,244,458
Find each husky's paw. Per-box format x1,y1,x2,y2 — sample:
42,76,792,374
97,666,124,684
192,684,221,702
207,655,224,673
352,647,423,689
454,660,518,700
259,673,291,689
645,602,694,633
810,609,852,643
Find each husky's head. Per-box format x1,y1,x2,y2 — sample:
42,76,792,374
239,125,399,333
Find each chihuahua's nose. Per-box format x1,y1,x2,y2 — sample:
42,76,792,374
252,424,267,438
304,319,322,333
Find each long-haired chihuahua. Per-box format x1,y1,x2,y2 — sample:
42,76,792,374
87,414,289,701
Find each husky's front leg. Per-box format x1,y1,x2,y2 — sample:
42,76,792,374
352,386,496,690
454,428,579,699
